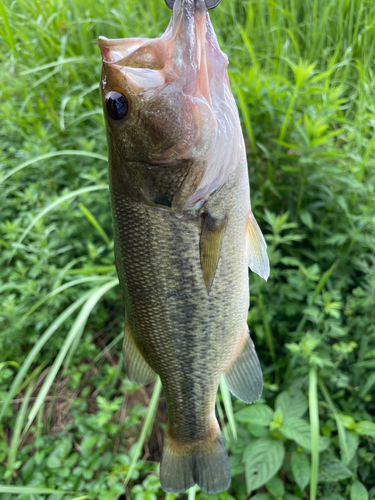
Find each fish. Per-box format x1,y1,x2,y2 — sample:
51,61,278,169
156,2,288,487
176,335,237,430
98,0,269,493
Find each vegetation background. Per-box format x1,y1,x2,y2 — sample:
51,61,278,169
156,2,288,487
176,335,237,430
1,0,374,499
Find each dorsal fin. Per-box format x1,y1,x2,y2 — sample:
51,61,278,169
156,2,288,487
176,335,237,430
199,213,227,294
246,211,270,281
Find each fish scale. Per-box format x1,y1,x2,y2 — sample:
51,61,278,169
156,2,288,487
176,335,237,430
112,157,249,435
99,0,269,493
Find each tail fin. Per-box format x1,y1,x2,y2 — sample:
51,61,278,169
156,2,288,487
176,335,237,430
160,426,231,494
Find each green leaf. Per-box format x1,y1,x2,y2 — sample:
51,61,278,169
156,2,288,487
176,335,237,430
291,451,310,491
320,495,345,500
299,210,313,229
318,454,353,482
46,455,62,468
235,404,274,426
266,475,284,497
81,435,98,457
251,495,273,500
338,413,355,429
244,438,285,493
355,420,375,439
346,431,360,463
275,387,308,419
351,482,369,500
279,418,329,451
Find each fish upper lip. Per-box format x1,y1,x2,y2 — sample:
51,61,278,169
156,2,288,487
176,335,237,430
98,36,148,47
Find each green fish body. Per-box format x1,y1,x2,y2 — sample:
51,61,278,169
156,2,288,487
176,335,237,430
99,0,269,493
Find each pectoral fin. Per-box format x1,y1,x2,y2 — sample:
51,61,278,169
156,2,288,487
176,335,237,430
199,213,227,294
123,320,156,384
224,326,263,404
247,211,270,281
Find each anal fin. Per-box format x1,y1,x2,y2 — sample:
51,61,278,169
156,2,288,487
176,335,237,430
123,320,156,384
247,210,270,281
199,213,227,294
224,326,263,404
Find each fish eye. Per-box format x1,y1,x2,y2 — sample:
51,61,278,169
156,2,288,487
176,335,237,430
106,91,129,120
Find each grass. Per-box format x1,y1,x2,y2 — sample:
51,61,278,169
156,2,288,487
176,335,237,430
1,0,375,498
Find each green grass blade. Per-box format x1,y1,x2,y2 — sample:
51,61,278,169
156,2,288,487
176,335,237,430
309,365,319,500
0,290,93,424
67,265,116,275
216,394,230,442
21,276,112,321
311,260,338,303
238,26,259,72
51,257,86,291
23,280,119,434
256,282,278,383
220,375,237,440
0,0,15,53
232,79,256,152
8,185,109,262
5,382,34,483
188,485,198,499
93,331,124,363
19,57,91,75
318,377,349,464
79,203,111,246
16,360,48,395
1,151,107,183
0,486,73,495
296,260,338,334
359,371,375,398
124,376,163,486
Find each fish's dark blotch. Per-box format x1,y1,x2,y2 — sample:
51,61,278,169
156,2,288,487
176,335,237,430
154,195,172,208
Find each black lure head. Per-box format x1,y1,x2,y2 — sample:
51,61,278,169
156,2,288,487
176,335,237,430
164,0,222,9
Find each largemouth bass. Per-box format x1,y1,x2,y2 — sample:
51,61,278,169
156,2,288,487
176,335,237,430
98,0,269,493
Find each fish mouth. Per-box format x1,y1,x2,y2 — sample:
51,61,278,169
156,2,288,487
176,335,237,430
98,36,167,70
98,37,149,63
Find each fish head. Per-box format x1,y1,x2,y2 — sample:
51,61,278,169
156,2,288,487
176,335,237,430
99,0,243,209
